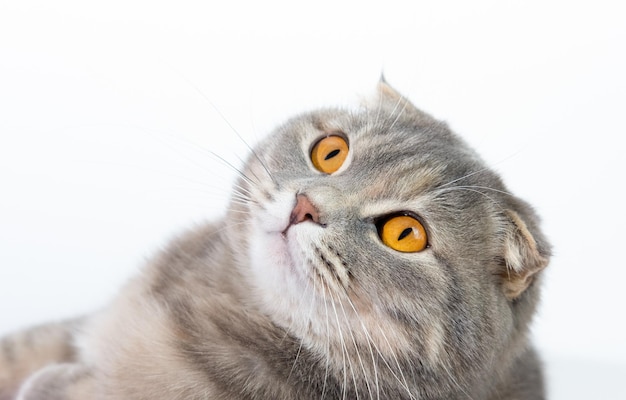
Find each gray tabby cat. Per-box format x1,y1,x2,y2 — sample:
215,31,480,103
0,82,550,400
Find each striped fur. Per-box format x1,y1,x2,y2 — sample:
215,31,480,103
0,83,550,399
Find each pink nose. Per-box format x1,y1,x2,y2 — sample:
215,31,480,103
290,194,321,225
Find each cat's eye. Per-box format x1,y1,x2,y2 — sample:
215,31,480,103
378,215,428,253
311,135,349,174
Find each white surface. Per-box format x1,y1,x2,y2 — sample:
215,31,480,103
1,1,625,398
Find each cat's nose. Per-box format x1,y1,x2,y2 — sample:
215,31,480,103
290,194,322,225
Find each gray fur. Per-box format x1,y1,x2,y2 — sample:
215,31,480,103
0,83,550,399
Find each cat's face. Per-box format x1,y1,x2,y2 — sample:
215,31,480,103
228,83,549,384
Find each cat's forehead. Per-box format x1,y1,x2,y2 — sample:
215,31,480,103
257,106,489,212
278,108,428,149
280,107,481,180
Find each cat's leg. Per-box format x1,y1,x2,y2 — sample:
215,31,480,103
16,363,93,400
0,320,82,400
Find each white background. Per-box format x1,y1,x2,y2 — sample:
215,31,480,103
1,1,625,398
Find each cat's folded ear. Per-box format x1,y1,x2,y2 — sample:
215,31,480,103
499,209,550,300
368,79,436,123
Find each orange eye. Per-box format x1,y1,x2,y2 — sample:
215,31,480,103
379,215,428,253
311,135,349,174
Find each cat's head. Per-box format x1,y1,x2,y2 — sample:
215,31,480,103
227,82,550,390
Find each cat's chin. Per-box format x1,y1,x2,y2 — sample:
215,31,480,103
246,189,326,290
245,216,315,322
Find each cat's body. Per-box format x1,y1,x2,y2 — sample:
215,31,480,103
0,83,550,400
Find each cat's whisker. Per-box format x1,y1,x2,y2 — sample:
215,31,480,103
227,197,251,209
288,260,321,377
202,149,261,188
373,323,417,400
335,292,374,400
436,167,494,189
216,220,249,232
430,340,475,400
287,280,315,383
226,188,251,201
320,280,332,400
225,202,252,213
224,208,252,216
121,123,263,194
233,152,273,190
229,194,254,207
373,83,386,128
175,74,278,188
331,302,349,400
440,363,475,400
437,146,526,190
457,184,514,197
228,190,254,205
230,187,257,206
433,186,507,214
326,288,354,400
106,126,267,212
247,148,277,187
386,94,410,133
344,299,415,399
151,128,262,192
339,293,381,400
362,104,376,143
340,293,416,400
433,184,514,198
58,131,249,202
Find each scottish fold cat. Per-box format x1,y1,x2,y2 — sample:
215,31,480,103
0,82,550,399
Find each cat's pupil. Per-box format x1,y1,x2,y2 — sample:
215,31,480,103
325,149,340,160
398,228,413,241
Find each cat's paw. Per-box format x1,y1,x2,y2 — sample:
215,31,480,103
17,363,92,400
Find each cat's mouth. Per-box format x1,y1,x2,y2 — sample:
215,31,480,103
249,191,331,290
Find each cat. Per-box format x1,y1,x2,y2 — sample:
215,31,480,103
0,81,550,400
